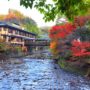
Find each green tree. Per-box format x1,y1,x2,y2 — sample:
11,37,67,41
22,17,40,36
9,0,90,21
39,26,50,39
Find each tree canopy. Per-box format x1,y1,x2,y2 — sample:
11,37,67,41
9,0,90,21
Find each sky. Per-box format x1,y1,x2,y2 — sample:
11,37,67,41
0,0,55,27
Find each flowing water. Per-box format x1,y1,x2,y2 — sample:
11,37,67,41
0,51,90,90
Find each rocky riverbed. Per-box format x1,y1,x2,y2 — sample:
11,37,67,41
0,57,90,90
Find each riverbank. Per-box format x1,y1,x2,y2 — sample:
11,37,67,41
58,60,90,78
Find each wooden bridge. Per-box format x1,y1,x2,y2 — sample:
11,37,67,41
25,38,50,46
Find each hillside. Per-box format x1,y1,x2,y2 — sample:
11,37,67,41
0,9,40,36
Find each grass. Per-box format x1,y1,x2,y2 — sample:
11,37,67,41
58,60,88,76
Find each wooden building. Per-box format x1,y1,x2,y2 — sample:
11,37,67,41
0,21,36,47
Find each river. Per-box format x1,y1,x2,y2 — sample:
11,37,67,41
0,51,90,90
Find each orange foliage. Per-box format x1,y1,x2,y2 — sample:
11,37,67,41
4,10,18,20
49,22,76,40
50,41,57,49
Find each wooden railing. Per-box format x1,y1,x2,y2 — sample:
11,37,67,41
25,41,50,46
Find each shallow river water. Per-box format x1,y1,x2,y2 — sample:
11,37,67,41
0,58,90,90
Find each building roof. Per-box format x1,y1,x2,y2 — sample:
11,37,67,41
0,21,37,36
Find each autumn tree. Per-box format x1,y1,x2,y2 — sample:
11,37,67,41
0,15,5,20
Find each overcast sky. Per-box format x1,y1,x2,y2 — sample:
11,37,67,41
0,0,55,27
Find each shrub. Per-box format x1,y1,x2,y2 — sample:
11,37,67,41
49,15,90,77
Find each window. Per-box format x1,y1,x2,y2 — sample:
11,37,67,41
15,30,18,34
8,29,13,33
0,28,1,30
